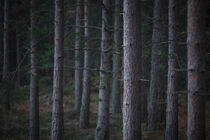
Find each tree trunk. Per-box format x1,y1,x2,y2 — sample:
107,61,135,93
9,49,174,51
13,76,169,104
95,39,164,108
95,0,112,139
74,0,83,111
148,0,168,130
123,0,142,140
29,0,39,139
2,0,10,111
141,0,148,123
51,0,64,139
187,0,206,140
79,0,91,129
111,0,122,114
165,0,180,139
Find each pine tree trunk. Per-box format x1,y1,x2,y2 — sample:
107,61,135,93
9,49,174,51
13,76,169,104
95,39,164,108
29,0,39,139
141,0,148,123
74,0,83,111
111,0,122,114
2,0,10,111
79,0,91,129
51,0,64,139
148,0,168,130
187,0,206,139
165,0,180,139
123,0,142,139
95,0,112,139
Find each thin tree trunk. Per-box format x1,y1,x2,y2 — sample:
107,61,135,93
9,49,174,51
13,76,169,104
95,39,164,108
74,0,83,111
187,0,206,140
123,0,142,140
2,0,10,111
80,0,91,129
148,0,168,130
111,0,122,114
165,0,180,139
51,0,64,139
29,0,39,139
95,0,112,139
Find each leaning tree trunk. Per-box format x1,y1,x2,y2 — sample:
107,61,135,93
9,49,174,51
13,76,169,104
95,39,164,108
2,0,10,111
95,0,112,139
51,0,64,139
74,0,83,111
79,0,91,129
111,0,122,114
123,0,142,140
29,0,39,139
148,0,168,130
187,0,206,140
165,0,180,139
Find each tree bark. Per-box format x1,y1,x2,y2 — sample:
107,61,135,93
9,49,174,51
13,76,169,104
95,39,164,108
148,0,168,130
51,0,64,139
79,0,91,129
2,0,10,111
123,0,142,140
95,0,112,139
165,0,180,139
111,0,122,114
29,0,39,139
141,0,148,123
187,0,206,140
74,0,83,111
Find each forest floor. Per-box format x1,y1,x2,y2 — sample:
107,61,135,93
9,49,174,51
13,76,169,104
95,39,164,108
0,78,210,140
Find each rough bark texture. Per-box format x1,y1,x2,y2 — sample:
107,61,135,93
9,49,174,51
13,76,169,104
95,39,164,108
74,0,83,111
111,0,122,114
2,0,10,111
148,0,168,130
165,0,180,139
95,0,112,139
51,0,64,139
123,0,142,140
29,0,39,139
80,0,91,129
187,0,206,140
141,0,148,123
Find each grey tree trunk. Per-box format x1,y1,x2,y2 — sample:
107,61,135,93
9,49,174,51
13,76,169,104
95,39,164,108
165,0,180,139
123,0,142,140
29,0,39,139
79,0,91,129
141,0,148,123
111,0,122,114
51,0,64,139
95,0,112,139
2,0,10,111
148,0,168,130
74,0,83,111
187,0,206,140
